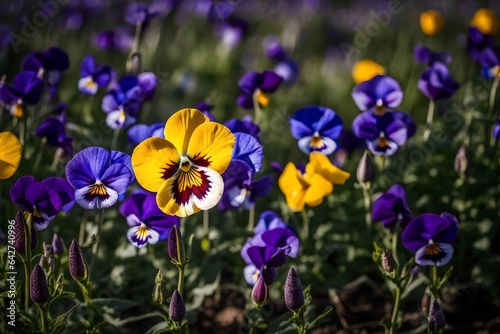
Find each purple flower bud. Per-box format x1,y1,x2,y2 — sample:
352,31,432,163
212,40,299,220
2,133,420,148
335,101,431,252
411,266,420,276
30,264,50,305
284,267,304,311
52,233,64,255
428,299,446,331
169,289,186,322
382,249,396,273
168,226,185,266
454,145,469,175
69,239,88,282
356,150,375,184
252,275,269,306
13,210,37,257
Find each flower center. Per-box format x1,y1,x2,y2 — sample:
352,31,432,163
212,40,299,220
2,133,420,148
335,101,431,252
425,241,442,256
255,89,269,108
310,132,323,149
136,223,150,241
85,182,109,201
378,132,389,148
11,101,24,118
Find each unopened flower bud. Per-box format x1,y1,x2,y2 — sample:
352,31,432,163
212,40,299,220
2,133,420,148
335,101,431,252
421,292,431,314
168,226,185,267
152,270,164,305
52,233,65,255
39,243,55,275
126,52,141,75
284,267,304,312
30,264,50,306
411,266,420,276
454,145,469,175
428,299,446,331
252,275,269,306
55,273,64,293
382,249,396,273
169,289,186,322
69,240,89,282
357,150,375,185
14,210,37,257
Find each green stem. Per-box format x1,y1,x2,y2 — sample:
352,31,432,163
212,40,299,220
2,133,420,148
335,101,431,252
252,91,263,125
488,76,500,121
391,224,400,267
33,139,46,170
300,209,310,241
362,185,372,236
23,213,33,312
431,265,439,298
247,205,255,232
177,265,185,296
39,305,49,333
84,95,95,125
111,129,120,151
90,209,104,273
79,210,89,245
423,99,435,141
389,285,402,334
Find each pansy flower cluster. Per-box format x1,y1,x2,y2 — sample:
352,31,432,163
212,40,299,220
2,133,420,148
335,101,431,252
351,75,415,156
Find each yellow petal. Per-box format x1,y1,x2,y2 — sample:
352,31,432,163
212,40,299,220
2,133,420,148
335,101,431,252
420,10,444,36
132,137,180,192
278,162,309,212
165,108,209,154
0,131,22,180
187,122,235,174
352,59,385,84
304,174,333,206
306,152,350,185
470,8,498,35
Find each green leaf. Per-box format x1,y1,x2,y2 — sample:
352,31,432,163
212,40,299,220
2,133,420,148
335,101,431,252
305,306,333,331
437,266,454,290
49,304,79,334
303,285,312,308
265,312,296,334
381,317,391,332
372,242,383,263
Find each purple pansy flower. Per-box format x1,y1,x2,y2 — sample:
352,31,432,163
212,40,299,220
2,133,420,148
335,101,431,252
196,102,216,121
127,122,164,147
219,160,273,211
78,56,112,95
402,212,459,266
468,26,494,63
0,71,44,118
273,58,299,85
94,28,134,52
225,117,260,139
237,70,283,110
264,35,287,61
414,45,452,65
352,111,416,156
119,191,179,248
101,76,144,129
22,47,69,87
10,176,75,230
254,211,291,234
216,18,248,48
289,106,343,155
418,62,460,100
478,48,500,79
372,184,413,229
351,75,403,114
125,2,158,25
241,227,300,285
232,132,264,173
65,147,133,209
36,103,73,155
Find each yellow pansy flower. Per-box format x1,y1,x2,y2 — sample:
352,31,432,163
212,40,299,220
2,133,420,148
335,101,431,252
420,10,444,36
470,9,498,35
0,131,22,180
278,152,350,212
132,108,235,217
352,59,385,84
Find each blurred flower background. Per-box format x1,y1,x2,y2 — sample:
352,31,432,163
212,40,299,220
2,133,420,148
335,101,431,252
1,0,500,333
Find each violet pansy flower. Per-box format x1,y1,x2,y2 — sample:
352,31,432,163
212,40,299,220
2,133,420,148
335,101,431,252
351,75,403,114
289,106,343,155
468,26,494,63
225,117,260,140
78,56,112,95
402,212,459,266
119,191,179,248
414,45,452,66
10,176,75,230
65,147,133,209
237,70,283,110
372,184,413,229
417,62,460,100
36,103,73,154
0,71,43,118
254,211,291,234
127,122,164,147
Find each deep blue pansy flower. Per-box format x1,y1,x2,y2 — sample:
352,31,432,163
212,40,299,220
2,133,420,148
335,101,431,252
119,191,179,248
468,26,494,63
241,227,300,285
0,71,44,118
417,62,460,100
127,122,164,147
78,56,112,95
36,103,73,154
254,210,291,234
402,212,459,266
101,76,144,129
22,47,69,91
237,70,283,110
352,111,416,156
478,48,500,79
10,176,75,230
65,147,133,209
351,75,403,114
219,160,273,211
289,106,343,155
372,184,413,229
225,117,260,140
414,45,452,65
